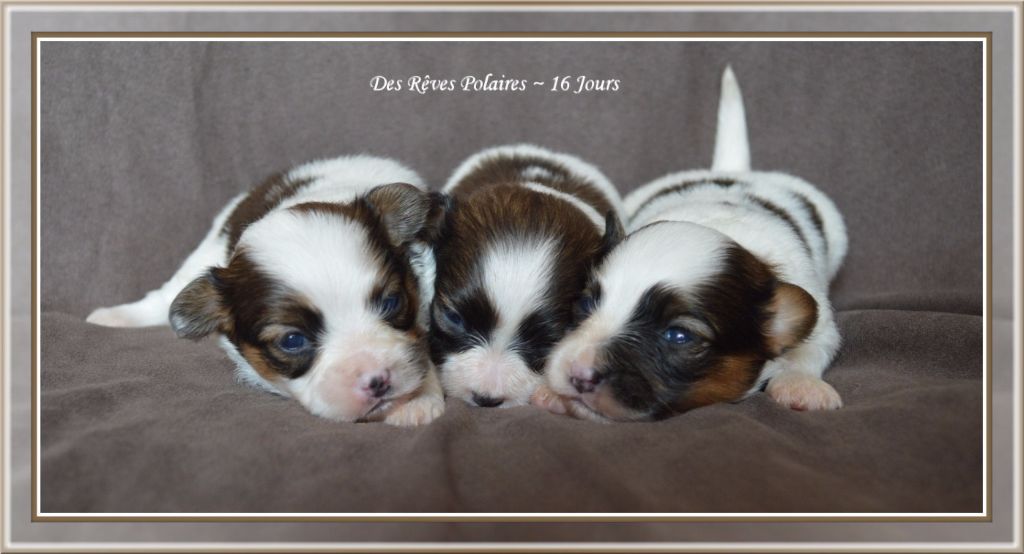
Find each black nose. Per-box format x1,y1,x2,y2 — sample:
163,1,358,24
368,375,391,398
471,393,504,408
570,373,603,394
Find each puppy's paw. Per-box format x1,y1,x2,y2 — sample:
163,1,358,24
564,399,612,423
384,391,445,427
529,384,569,415
86,306,141,327
766,371,842,411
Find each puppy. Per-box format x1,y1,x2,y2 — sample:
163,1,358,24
543,67,848,421
430,144,625,409
87,155,446,426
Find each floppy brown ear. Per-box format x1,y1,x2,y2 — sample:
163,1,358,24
169,269,227,340
364,183,435,247
419,192,454,244
766,282,818,356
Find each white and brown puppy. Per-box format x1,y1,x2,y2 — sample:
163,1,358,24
542,67,848,421
87,155,446,426
430,144,625,409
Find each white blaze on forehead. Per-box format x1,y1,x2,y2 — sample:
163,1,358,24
238,209,383,334
437,237,558,405
479,237,558,349
593,222,730,332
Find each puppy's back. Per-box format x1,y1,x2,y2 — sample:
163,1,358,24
627,171,846,282
444,144,624,226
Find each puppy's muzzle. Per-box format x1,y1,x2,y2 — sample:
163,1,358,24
471,392,505,408
362,370,392,399
569,365,602,394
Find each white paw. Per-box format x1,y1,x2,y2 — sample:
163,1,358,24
384,392,445,427
86,306,140,327
766,372,843,411
529,384,569,415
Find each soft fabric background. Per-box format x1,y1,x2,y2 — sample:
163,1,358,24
40,41,982,513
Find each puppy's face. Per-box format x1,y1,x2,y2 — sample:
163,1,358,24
170,184,440,422
545,222,818,421
430,185,621,408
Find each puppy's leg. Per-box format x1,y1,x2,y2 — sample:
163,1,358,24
86,194,244,328
564,400,613,423
531,382,611,421
763,319,843,411
385,365,445,427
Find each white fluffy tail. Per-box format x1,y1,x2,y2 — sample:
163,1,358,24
711,65,751,172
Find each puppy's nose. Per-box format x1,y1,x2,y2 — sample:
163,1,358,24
570,368,602,394
362,371,392,398
471,393,504,408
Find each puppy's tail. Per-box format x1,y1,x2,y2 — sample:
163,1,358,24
711,65,751,172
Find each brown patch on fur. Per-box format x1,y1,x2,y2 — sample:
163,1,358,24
678,354,762,411
223,172,314,251
240,342,284,384
766,283,818,355
211,252,324,379
450,154,616,217
691,244,777,353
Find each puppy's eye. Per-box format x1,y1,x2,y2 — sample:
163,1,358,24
443,308,464,330
578,295,597,316
662,327,693,345
278,332,309,353
380,293,401,316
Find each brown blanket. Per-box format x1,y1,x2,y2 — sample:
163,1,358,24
40,40,982,513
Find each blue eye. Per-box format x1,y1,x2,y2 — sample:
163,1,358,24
380,294,401,315
278,332,308,352
443,308,464,330
663,327,692,345
578,295,597,316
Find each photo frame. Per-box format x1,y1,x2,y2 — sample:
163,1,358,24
3,2,1019,552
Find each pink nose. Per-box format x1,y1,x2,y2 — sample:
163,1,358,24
359,370,392,399
569,364,602,394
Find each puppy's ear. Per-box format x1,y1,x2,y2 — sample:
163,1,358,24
364,183,435,247
169,268,227,340
594,210,625,265
765,282,818,356
419,192,455,244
